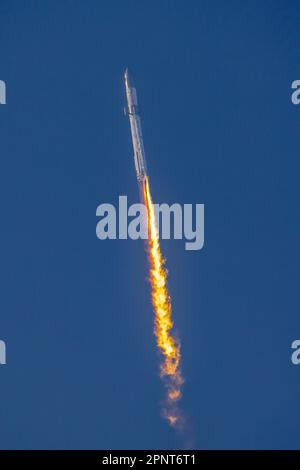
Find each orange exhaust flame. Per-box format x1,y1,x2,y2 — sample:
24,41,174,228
142,176,184,427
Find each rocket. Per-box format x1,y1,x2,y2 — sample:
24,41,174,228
124,69,148,183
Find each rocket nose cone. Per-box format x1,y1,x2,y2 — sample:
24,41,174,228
124,68,130,83
124,68,130,88
124,68,134,88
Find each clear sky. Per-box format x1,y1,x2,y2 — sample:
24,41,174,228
0,0,300,449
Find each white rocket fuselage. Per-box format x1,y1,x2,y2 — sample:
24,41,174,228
124,69,148,183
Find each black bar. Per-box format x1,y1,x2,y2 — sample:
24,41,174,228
0,450,299,467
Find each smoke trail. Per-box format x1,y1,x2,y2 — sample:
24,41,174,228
141,176,184,428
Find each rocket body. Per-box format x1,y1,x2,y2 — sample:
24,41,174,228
124,69,148,183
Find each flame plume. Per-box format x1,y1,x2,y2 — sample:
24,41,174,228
142,176,184,427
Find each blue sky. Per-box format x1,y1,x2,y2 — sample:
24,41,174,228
0,0,300,449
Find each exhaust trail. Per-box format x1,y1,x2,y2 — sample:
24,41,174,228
124,69,185,428
142,176,184,427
